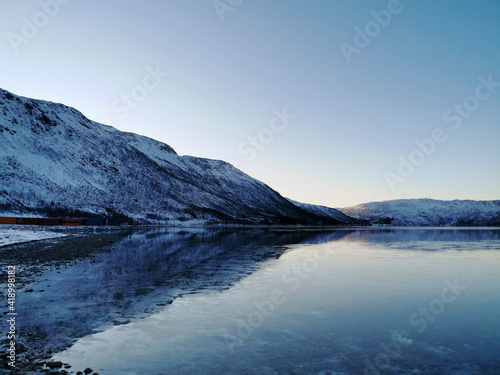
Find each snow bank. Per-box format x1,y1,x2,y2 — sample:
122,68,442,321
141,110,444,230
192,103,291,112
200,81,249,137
0,228,68,247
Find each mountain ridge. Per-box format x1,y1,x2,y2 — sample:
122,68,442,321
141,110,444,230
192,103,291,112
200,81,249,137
340,198,500,226
0,88,361,226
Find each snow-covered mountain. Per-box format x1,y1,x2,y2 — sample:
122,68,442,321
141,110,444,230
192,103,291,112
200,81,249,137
0,88,361,226
340,199,500,226
287,198,359,225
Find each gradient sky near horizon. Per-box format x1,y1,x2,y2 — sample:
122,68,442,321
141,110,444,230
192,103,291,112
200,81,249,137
1,0,499,207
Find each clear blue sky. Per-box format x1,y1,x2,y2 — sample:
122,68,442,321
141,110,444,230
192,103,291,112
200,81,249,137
1,0,499,207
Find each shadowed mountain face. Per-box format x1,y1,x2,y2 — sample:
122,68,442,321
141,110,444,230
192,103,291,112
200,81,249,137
0,88,359,225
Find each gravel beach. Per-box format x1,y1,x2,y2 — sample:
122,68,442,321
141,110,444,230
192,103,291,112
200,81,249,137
0,227,132,374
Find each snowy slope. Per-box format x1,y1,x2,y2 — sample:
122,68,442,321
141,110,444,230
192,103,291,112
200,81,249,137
340,199,500,226
287,199,362,225
0,88,356,226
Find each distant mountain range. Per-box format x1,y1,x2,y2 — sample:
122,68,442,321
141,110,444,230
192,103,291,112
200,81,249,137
0,88,361,226
340,199,500,226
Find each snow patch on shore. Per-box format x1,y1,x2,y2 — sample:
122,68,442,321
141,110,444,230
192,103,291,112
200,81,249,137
0,228,68,247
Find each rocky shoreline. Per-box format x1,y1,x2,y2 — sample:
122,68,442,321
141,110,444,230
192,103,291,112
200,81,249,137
0,228,132,374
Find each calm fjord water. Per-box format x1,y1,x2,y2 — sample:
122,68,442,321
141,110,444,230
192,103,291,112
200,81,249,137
37,227,500,374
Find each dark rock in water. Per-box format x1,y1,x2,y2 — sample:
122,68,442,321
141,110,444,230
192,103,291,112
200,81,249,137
47,360,63,368
76,372,83,375
84,368,93,374
25,289,34,292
